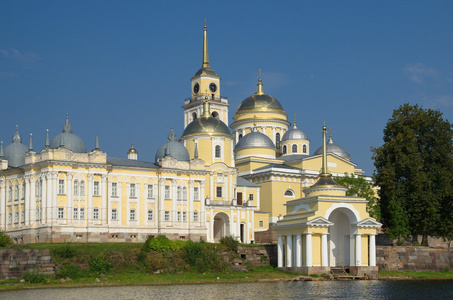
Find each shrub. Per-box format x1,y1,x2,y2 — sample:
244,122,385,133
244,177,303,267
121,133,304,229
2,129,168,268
22,271,49,283
53,243,77,258
184,240,227,273
0,230,12,247
56,264,87,279
142,235,185,253
220,236,239,252
89,253,111,274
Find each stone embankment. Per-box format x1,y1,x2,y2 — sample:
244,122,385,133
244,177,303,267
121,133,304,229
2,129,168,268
0,249,55,279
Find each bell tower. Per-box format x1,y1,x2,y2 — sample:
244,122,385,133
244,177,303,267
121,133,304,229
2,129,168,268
182,21,230,128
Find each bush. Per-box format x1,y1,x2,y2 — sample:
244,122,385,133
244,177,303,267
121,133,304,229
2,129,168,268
142,235,185,253
89,253,111,274
53,243,77,258
56,264,87,279
220,236,239,252
0,230,12,247
184,240,227,273
22,271,49,284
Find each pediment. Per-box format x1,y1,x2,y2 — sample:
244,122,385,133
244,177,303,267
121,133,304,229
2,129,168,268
357,218,382,228
306,216,334,227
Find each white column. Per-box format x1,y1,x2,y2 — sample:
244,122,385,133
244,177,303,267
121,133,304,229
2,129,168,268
200,181,206,225
295,234,302,267
277,235,284,267
272,127,276,142
159,179,165,226
101,175,107,224
355,234,362,266
286,235,293,267
0,179,5,229
29,176,36,225
24,175,30,226
321,233,328,267
42,173,48,224
189,180,194,225
87,174,94,224
369,234,376,267
171,179,177,225
210,173,214,199
305,233,313,267
67,173,73,224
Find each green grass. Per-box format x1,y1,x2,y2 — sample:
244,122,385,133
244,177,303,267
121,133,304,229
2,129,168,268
379,270,453,279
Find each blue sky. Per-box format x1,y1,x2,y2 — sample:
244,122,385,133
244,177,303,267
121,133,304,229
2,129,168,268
1,1,452,176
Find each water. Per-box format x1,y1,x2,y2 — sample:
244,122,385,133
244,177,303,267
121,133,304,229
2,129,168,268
1,280,453,300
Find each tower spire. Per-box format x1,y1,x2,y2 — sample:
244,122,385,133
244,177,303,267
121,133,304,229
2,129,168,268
255,69,265,96
202,19,210,69
45,129,50,148
0,141,4,158
321,124,328,175
29,133,33,151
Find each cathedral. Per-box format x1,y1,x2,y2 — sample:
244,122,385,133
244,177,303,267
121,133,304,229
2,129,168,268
0,25,380,275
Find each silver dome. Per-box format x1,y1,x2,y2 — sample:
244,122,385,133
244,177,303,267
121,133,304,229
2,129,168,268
50,116,87,153
235,129,275,151
4,126,28,167
282,123,308,141
313,135,351,160
155,127,190,163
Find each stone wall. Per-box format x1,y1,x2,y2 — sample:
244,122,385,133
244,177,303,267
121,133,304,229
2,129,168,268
376,246,453,271
234,245,277,269
0,249,55,279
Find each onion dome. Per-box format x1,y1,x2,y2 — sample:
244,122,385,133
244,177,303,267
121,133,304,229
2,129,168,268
182,102,232,138
235,128,275,151
235,76,285,113
4,126,28,167
313,132,351,160
282,119,308,141
155,126,190,163
50,115,87,153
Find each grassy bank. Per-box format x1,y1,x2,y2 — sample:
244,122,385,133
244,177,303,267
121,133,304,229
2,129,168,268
378,270,453,279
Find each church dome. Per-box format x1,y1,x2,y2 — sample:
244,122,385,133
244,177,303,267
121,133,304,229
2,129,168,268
282,121,308,141
155,126,190,163
235,129,275,151
50,116,87,153
182,102,232,139
313,134,351,160
236,78,285,114
4,126,28,167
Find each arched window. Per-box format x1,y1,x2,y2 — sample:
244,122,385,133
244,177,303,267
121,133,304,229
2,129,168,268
283,145,287,154
215,145,221,158
284,189,294,197
292,144,297,153
303,144,307,154
80,180,86,195
238,134,243,140
211,111,219,119
192,112,197,121
177,186,182,201
183,186,187,201
73,180,79,195
276,132,281,148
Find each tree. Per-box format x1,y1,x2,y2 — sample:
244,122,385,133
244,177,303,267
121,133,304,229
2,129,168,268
334,174,380,220
372,104,453,245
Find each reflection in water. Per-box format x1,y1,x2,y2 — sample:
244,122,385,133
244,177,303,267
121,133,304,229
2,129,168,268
1,280,453,300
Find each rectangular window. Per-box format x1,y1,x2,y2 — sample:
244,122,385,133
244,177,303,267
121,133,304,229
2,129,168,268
14,211,19,223
111,209,117,220
147,209,153,221
93,208,99,220
8,212,12,224
194,187,199,201
130,209,135,220
22,183,25,199
193,211,199,222
147,184,153,198
36,207,41,221
130,183,136,198
80,181,86,195
177,211,182,222
15,185,19,200
249,194,254,201
164,210,170,221
259,220,264,227
73,181,79,195
216,186,222,198
8,186,12,201
182,211,187,222
80,207,85,219
111,182,118,197
93,181,100,196
21,210,25,223
165,185,170,199
58,207,64,219
58,179,65,194
177,187,182,201
73,208,78,219
182,187,187,201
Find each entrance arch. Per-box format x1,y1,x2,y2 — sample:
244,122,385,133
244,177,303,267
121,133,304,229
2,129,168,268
213,212,230,241
327,207,357,267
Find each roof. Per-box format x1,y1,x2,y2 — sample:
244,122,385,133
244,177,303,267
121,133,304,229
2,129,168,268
280,154,311,162
107,157,159,169
253,163,301,172
237,176,260,187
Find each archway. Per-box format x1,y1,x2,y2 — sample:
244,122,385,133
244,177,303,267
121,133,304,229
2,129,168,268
213,212,230,241
328,208,353,266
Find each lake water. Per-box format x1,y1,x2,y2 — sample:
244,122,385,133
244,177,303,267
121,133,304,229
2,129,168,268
1,280,453,300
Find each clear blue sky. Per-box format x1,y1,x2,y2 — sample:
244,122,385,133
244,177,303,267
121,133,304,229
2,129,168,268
1,1,452,176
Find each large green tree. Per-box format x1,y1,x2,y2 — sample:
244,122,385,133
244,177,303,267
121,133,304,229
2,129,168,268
334,174,380,220
372,104,453,245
